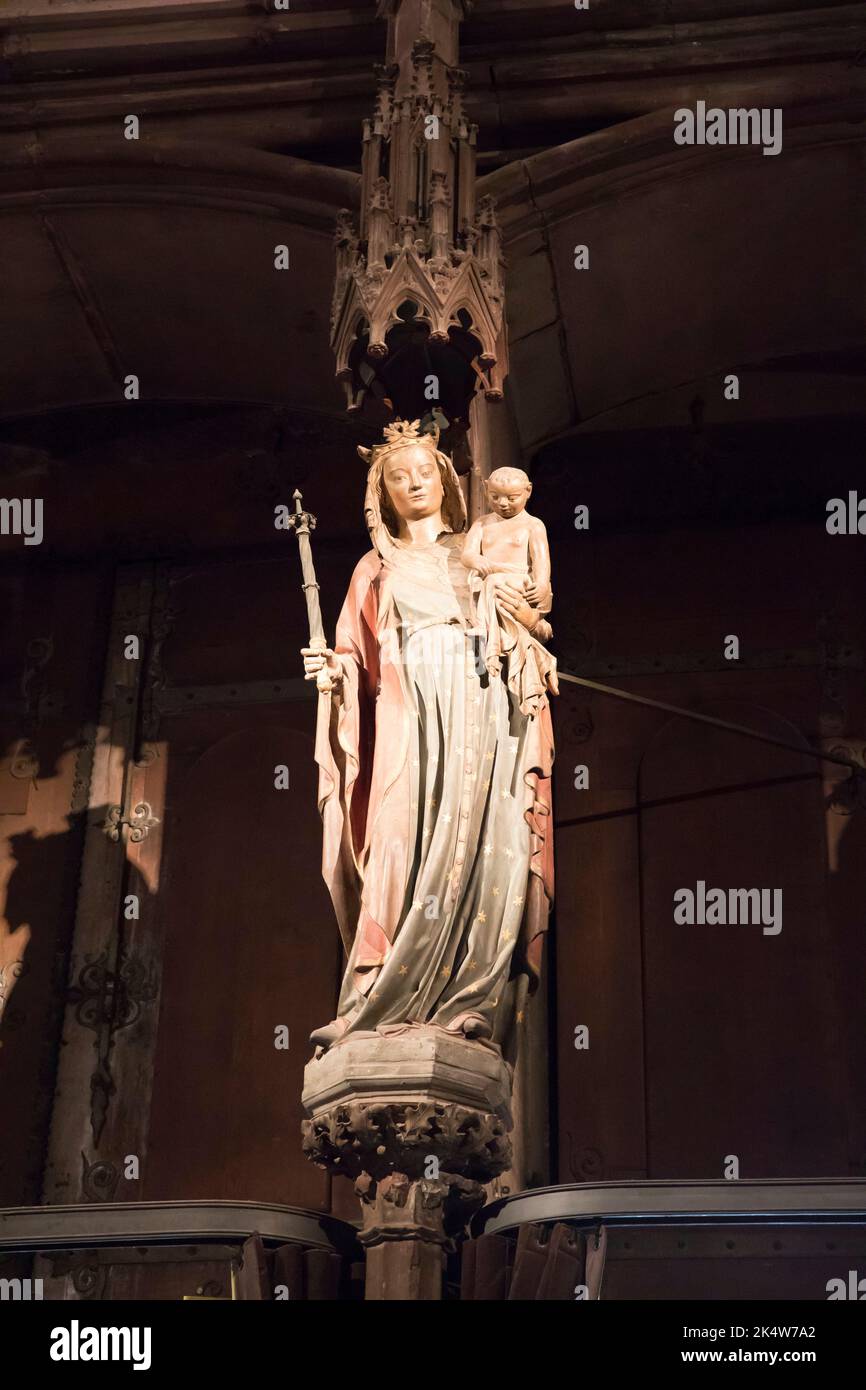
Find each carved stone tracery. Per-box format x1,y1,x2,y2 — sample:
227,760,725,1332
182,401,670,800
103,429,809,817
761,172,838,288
330,2,507,418
354,1170,486,1251
302,1027,514,1298
302,1096,512,1185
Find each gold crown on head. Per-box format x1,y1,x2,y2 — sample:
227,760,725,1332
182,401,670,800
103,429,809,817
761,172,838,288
382,418,430,446
357,417,439,464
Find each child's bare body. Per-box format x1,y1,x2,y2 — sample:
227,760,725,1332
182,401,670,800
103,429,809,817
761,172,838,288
461,467,557,715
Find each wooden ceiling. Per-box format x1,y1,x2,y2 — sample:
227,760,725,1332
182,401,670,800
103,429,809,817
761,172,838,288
1,2,863,167
0,2,863,470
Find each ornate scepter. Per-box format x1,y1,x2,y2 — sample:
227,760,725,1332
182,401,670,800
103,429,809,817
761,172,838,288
287,489,334,693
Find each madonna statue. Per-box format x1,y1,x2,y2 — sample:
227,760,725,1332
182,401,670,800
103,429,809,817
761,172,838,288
301,419,556,1066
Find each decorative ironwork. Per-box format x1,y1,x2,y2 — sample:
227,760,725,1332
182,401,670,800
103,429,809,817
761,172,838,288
825,741,866,815
67,949,159,1146
102,801,160,843
69,1258,109,1300
81,1154,121,1203
68,949,158,1036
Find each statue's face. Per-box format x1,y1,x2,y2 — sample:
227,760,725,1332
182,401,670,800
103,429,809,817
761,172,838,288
382,444,445,522
487,477,530,519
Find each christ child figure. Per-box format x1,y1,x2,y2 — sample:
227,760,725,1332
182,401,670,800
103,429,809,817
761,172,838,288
460,467,558,715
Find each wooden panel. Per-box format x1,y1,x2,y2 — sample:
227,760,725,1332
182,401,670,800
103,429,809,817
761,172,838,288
553,702,648,1182
0,562,111,1206
551,494,865,1188
108,1260,232,1302
824,676,866,1176
35,551,347,1229
42,565,165,1207
639,705,846,1178
143,713,338,1209
602,1224,866,1301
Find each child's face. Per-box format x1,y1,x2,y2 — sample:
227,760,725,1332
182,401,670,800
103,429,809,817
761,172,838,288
487,480,530,519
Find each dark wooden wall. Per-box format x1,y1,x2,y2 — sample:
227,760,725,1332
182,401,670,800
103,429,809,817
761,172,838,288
545,442,866,1183
0,561,113,1205
0,406,373,1232
3,419,864,1232
1,0,864,1269
141,554,342,1209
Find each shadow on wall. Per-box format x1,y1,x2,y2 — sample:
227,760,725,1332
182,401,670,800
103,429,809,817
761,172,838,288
0,725,155,1202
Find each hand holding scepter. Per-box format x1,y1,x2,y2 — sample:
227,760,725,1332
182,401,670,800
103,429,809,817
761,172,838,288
287,489,341,695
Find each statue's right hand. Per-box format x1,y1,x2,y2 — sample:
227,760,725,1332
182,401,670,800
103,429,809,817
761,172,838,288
301,646,342,688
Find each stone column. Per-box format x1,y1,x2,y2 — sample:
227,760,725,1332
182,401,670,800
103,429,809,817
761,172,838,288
467,388,522,521
302,1029,513,1300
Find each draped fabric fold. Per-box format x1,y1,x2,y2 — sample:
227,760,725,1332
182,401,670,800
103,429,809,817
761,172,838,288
470,567,559,717
313,531,555,1047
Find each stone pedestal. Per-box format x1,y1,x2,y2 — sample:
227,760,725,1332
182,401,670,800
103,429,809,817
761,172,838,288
301,1029,514,1300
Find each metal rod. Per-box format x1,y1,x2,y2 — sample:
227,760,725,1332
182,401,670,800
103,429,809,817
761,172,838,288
557,669,859,773
555,771,820,831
